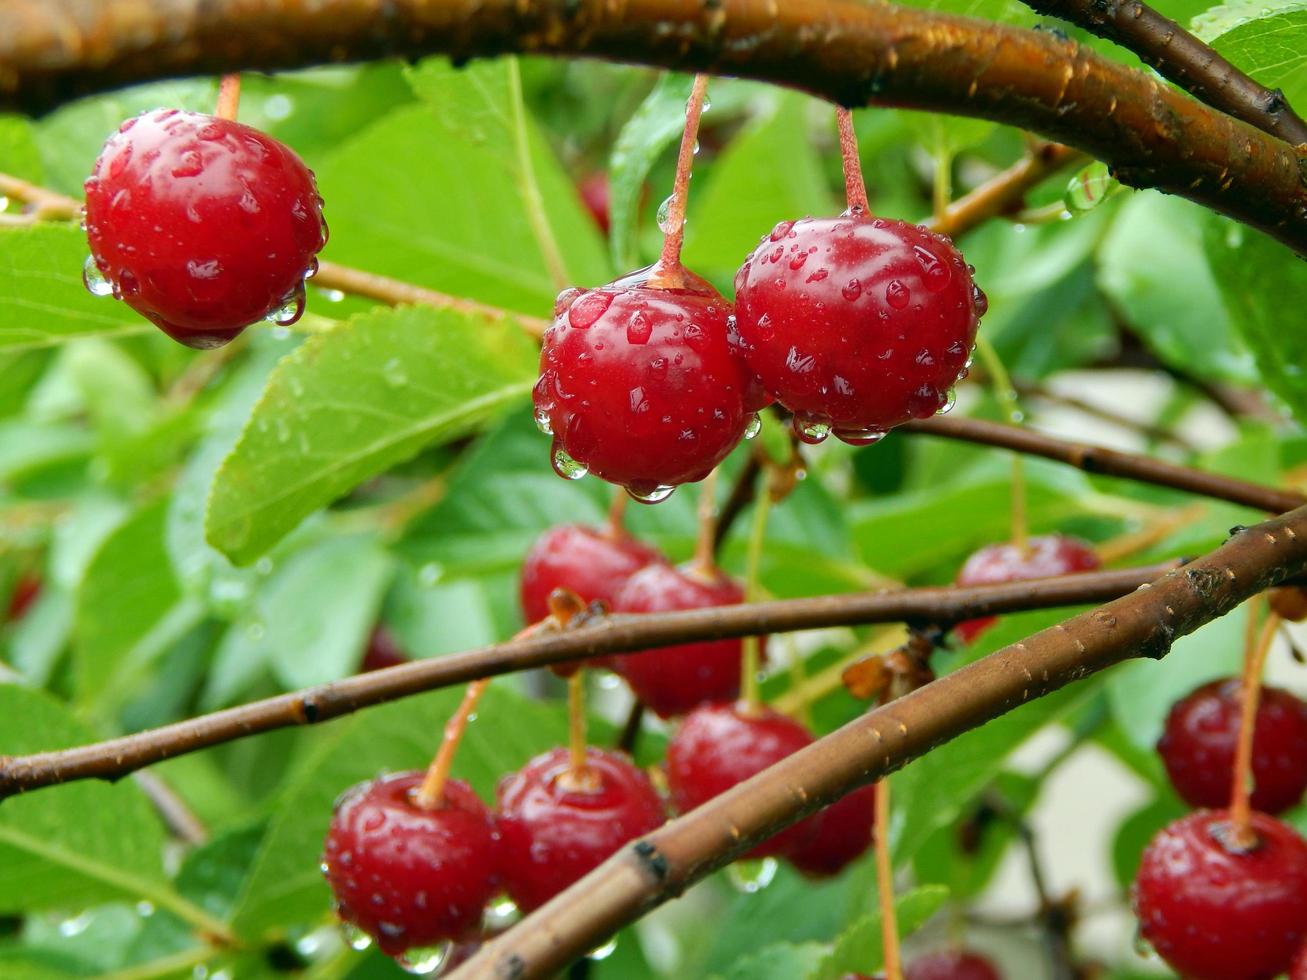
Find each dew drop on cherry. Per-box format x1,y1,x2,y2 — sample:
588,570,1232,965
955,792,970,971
551,445,588,480
82,256,114,297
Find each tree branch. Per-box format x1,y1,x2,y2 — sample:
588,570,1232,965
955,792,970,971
4,1,1307,254
1021,0,1307,147
928,143,1087,239
0,565,1173,797
448,505,1307,979
902,415,1306,513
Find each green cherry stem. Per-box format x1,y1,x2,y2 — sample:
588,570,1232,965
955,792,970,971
974,333,1029,552
740,468,774,712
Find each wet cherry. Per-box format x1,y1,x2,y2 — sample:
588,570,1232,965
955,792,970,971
534,264,757,500
733,214,983,445
84,109,327,349
1292,942,1307,980
666,702,814,858
788,784,876,878
906,950,1002,980
1157,678,1307,814
1133,809,1307,980
519,524,663,624
610,562,764,718
359,627,407,673
953,535,1100,643
321,772,499,957
495,747,665,911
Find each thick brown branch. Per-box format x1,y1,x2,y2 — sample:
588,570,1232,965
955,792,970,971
0,566,1172,797
903,415,1306,514
1022,0,1307,147
449,505,1307,979
3,1,1307,253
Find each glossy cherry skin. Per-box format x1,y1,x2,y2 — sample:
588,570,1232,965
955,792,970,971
360,627,408,673
905,950,1002,980
610,562,764,718
534,264,757,499
953,535,1100,643
519,524,663,624
1158,678,1307,815
84,109,327,349
322,772,499,956
733,214,983,444
1133,809,1307,980
1292,942,1307,980
789,784,876,878
666,702,814,858
495,747,665,911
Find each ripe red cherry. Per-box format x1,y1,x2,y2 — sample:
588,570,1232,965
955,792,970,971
610,562,764,718
1158,678,1307,814
520,524,663,624
1133,809,1307,980
84,109,327,349
578,172,612,235
788,784,876,878
5,574,40,622
733,214,983,445
534,264,758,501
666,702,814,858
359,627,407,673
953,535,1100,643
1293,942,1307,980
906,950,1002,980
495,747,665,911
322,772,499,957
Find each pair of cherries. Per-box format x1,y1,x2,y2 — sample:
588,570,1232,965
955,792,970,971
534,213,984,501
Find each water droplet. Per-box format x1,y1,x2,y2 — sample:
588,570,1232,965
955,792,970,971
341,922,373,951
836,427,885,446
382,358,408,388
303,256,319,280
568,291,613,329
1064,161,1120,213
794,414,831,444
135,901,155,917
656,195,676,234
587,937,619,961
769,219,795,242
627,309,653,344
483,897,519,931
83,256,114,297
937,388,957,414
266,285,306,326
170,149,203,178
727,857,778,893
743,413,762,440
1224,223,1245,249
788,251,808,270
553,286,582,317
533,407,554,435
552,444,589,480
418,563,442,587
692,139,701,156
397,942,452,975
885,279,911,310
971,284,988,317
626,483,676,504
321,288,345,302
59,913,92,937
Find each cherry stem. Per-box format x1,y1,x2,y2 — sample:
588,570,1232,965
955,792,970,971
874,776,903,980
607,489,630,536
691,468,721,577
414,678,490,810
932,134,953,225
657,74,709,271
1094,503,1207,566
973,334,1027,552
215,74,242,121
1229,602,1281,848
562,670,597,791
740,470,774,713
836,107,870,214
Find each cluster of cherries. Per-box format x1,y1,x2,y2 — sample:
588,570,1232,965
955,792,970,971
83,107,327,348
1130,585,1307,980
322,517,876,966
534,194,984,503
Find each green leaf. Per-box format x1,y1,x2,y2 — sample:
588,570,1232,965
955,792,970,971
715,942,828,980
607,73,696,268
1099,195,1254,384
683,92,838,282
74,500,204,711
807,885,951,980
0,224,151,352
1111,796,1187,890
1204,219,1307,424
0,114,44,183
205,305,537,564
230,683,572,939
1210,6,1307,107
0,686,207,926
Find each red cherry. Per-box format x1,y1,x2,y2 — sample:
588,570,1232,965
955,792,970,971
322,772,499,956
666,702,814,858
5,574,40,622
1292,942,1307,980
84,109,327,349
360,627,408,673
732,214,982,445
1270,585,1307,622
578,172,612,235
534,264,757,500
1158,678,1307,814
953,535,1100,643
520,524,663,624
1133,809,1307,980
610,562,764,718
905,950,1002,980
788,784,876,877
495,747,665,911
